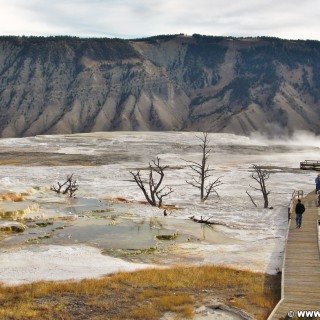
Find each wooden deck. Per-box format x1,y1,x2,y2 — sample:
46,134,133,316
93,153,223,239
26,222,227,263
268,192,320,319
300,160,320,171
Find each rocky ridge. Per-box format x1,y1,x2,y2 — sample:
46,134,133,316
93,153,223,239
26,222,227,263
0,34,319,137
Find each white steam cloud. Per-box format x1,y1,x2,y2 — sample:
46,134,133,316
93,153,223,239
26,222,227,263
250,130,320,148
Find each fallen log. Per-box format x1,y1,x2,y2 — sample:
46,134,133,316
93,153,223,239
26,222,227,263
189,215,218,225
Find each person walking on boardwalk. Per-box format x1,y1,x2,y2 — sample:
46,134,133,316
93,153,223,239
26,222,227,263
295,198,305,228
316,174,320,194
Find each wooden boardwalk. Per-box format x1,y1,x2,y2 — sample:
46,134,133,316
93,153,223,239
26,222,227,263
300,160,320,171
269,192,320,319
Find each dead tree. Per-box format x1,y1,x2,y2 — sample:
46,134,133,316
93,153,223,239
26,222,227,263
185,132,222,201
50,174,78,198
249,164,270,208
189,215,216,224
129,157,173,207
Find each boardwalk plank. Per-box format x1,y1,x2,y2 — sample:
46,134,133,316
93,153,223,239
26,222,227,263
268,192,320,320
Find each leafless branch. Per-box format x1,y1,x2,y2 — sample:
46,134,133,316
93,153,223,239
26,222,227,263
246,190,257,207
50,174,78,198
130,157,173,207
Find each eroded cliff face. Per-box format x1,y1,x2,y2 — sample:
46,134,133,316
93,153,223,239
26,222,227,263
0,34,319,137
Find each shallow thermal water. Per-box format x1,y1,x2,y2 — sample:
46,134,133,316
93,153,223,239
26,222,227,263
1,196,240,266
0,131,319,285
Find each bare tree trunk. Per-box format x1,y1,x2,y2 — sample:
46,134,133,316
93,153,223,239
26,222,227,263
263,193,269,209
184,132,222,202
249,165,271,208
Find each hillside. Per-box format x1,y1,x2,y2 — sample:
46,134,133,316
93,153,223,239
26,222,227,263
0,34,319,137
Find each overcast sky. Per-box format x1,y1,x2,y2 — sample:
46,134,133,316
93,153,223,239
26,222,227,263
0,0,319,40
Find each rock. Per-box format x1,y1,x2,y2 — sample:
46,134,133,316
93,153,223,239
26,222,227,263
0,201,39,220
35,220,54,227
195,306,207,314
155,231,179,240
0,222,26,233
10,224,26,232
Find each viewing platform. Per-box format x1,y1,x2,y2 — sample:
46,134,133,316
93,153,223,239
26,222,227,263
268,191,320,319
300,160,320,171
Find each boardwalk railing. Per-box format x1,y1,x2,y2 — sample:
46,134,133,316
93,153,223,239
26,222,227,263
300,160,320,171
318,219,320,254
287,189,303,222
268,191,320,319
268,189,304,319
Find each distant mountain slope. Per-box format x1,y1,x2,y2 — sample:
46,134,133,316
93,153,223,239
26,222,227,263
0,34,319,137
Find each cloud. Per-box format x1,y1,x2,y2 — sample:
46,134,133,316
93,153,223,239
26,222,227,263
0,0,319,39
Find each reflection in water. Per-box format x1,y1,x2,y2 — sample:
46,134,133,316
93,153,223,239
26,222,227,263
0,197,240,265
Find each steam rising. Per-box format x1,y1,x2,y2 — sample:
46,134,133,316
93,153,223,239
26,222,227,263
250,130,320,148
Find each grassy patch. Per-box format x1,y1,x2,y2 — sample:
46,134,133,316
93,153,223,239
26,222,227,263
0,265,280,320
0,160,18,165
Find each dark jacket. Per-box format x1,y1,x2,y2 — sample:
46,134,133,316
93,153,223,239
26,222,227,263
295,202,305,215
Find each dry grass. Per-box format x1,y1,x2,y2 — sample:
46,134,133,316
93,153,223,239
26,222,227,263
0,160,17,165
0,265,280,320
0,192,24,202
